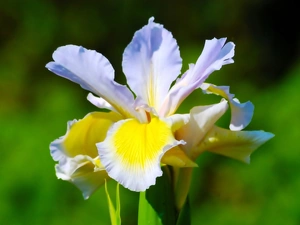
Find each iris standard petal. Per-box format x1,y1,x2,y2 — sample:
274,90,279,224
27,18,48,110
160,38,235,116
97,117,185,192
175,100,228,157
46,45,137,118
194,126,274,163
201,83,254,131
122,17,182,110
50,111,121,198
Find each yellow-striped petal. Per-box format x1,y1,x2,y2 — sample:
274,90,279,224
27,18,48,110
97,117,185,191
50,111,122,198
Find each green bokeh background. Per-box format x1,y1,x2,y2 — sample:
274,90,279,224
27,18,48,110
1,0,299,224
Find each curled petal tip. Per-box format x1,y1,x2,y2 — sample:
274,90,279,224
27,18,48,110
229,100,254,131
149,16,155,23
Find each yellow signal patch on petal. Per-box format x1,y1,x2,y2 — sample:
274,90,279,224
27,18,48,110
63,111,121,158
97,117,185,192
50,111,122,199
114,118,172,168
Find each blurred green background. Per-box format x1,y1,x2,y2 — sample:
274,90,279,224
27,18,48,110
1,0,299,224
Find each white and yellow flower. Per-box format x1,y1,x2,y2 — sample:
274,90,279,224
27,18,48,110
46,17,273,199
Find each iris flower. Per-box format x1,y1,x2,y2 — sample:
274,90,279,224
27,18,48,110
46,17,273,199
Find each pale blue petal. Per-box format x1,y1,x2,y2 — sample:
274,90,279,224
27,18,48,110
160,38,235,116
191,38,235,81
46,45,136,118
122,17,182,110
201,84,254,131
230,98,254,131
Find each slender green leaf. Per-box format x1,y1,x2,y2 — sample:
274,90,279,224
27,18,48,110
115,183,121,225
105,180,121,225
138,191,163,225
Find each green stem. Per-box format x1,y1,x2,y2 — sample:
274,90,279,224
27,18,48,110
138,166,193,225
174,168,193,211
138,166,176,225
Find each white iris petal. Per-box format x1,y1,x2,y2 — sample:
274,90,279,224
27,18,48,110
46,17,273,196
122,17,182,110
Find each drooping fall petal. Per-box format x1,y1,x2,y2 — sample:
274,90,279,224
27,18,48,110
193,125,274,163
50,112,121,198
97,117,185,191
